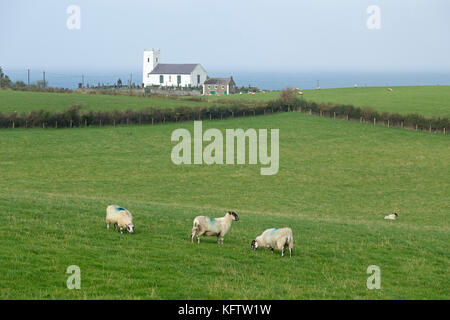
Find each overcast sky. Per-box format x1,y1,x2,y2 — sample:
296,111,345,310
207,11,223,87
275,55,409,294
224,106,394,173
1,0,449,73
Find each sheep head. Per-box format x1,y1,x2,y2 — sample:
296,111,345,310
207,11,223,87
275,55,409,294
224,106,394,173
126,224,134,234
227,211,239,221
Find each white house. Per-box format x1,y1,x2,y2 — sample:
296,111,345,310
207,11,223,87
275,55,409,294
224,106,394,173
142,49,208,88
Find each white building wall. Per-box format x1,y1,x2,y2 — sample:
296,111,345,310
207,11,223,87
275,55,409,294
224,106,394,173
190,65,208,87
146,74,194,87
142,49,160,85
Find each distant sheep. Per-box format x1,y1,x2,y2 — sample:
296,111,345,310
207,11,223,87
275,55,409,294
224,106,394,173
384,212,398,220
251,227,294,257
106,205,134,234
387,88,393,92
190,211,239,244
298,91,303,95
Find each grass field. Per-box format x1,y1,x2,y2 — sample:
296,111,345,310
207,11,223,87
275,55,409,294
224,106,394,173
0,113,448,299
207,86,450,118
0,89,213,113
1,86,449,118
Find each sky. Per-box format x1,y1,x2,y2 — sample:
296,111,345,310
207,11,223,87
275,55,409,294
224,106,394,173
1,0,450,74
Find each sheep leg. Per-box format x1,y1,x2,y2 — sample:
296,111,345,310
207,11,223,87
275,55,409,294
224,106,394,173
282,248,285,257
190,225,199,243
196,230,205,244
114,223,117,231
106,222,110,229
289,247,293,257
120,227,123,234
271,248,274,253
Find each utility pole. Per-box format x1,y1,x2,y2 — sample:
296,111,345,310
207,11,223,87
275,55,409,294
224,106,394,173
43,71,46,88
82,75,84,88
129,73,132,89
27,69,30,86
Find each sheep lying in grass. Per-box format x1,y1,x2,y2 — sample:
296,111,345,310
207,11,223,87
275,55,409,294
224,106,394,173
384,212,398,220
106,205,134,234
251,228,294,257
190,211,239,244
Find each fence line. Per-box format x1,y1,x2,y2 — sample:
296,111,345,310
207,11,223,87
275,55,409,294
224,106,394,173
0,99,448,134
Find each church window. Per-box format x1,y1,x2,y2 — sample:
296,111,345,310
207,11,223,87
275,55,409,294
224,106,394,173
160,75,164,83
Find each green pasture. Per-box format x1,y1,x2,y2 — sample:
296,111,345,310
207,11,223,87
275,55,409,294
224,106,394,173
0,113,448,299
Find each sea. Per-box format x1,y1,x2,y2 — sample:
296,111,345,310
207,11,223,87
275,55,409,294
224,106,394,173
4,69,450,91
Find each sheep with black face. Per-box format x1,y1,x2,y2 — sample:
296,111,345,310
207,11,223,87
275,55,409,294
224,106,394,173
106,205,134,234
190,211,239,244
251,227,294,257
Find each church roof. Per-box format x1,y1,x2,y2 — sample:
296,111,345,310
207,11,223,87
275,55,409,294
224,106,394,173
150,64,199,75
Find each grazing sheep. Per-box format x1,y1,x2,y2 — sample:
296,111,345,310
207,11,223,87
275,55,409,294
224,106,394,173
251,228,294,257
384,212,398,220
315,86,321,90
387,87,393,92
106,205,134,234
190,211,239,244
298,91,303,95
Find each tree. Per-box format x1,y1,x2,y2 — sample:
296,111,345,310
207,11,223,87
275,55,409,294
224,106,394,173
117,78,122,88
0,66,12,88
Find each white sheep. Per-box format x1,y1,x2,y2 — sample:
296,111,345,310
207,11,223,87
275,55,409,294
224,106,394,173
384,212,398,220
106,205,134,234
190,211,239,244
251,228,294,257
387,87,393,92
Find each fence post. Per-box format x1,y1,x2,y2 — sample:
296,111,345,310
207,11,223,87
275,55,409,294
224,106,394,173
444,127,446,135
401,121,404,128
12,121,15,129
25,120,28,128
429,125,432,133
309,109,312,115
100,119,102,127
114,120,116,127
374,118,376,125
43,122,45,129
387,119,390,127
346,114,349,121
85,119,87,127
415,124,418,131
333,112,336,119
152,117,154,125
55,121,57,129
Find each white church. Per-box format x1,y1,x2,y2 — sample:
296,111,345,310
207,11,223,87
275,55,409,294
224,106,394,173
142,49,208,88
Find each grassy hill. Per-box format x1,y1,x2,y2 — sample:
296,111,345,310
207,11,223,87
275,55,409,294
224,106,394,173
0,89,212,113
207,86,450,118
1,86,449,118
0,113,448,299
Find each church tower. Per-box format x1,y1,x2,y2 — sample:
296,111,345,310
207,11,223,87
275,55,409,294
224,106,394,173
142,49,160,84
